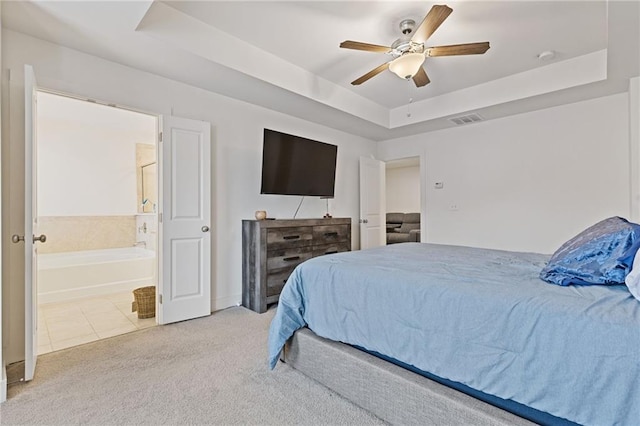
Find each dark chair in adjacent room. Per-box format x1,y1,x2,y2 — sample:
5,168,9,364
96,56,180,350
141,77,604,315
386,212,421,244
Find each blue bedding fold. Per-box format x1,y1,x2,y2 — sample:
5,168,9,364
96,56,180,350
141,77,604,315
268,243,640,426
539,216,640,286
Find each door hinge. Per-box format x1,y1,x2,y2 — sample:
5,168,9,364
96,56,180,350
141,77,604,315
159,294,163,304
159,132,163,142
159,213,163,223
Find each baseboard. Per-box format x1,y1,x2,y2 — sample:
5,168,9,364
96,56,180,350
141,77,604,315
212,294,242,312
1,364,7,403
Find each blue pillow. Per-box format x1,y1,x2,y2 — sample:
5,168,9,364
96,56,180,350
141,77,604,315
540,217,640,286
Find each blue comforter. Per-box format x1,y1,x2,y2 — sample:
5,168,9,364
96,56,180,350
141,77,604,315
268,243,640,426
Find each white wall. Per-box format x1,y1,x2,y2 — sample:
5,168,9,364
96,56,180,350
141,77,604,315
37,92,156,216
631,77,640,222
378,93,632,254
1,30,376,363
386,166,420,213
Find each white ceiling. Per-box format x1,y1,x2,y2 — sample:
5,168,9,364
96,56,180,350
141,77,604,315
165,1,607,108
37,92,157,145
2,1,639,141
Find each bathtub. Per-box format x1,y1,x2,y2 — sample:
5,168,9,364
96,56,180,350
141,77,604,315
38,247,156,303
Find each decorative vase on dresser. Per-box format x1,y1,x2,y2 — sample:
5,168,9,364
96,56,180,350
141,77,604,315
242,217,351,313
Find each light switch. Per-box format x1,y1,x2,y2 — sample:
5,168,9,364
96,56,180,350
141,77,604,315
434,182,444,189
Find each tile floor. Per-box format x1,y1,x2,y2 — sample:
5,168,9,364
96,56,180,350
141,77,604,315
38,291,156,355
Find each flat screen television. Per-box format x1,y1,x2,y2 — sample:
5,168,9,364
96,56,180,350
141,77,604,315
260,129,337,197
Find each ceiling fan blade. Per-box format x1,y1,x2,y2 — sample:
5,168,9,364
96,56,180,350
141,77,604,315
340,40,391,53
427,42,490,57
351,62,390,85
412,67,430,87
411,5,453,44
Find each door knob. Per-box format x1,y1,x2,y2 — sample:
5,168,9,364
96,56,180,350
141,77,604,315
201,226,210,233
11,234,24,243
33,234,47,243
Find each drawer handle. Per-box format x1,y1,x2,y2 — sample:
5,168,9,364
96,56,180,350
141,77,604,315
283,256,301,261
325,250,338,255
283,235,300,240
324,232,338,237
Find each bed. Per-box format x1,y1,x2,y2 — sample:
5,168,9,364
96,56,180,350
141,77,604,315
268,239,640,425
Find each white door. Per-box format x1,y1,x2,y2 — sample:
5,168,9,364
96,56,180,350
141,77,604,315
24,65,44,381
359,157,385,249
158,116,211,324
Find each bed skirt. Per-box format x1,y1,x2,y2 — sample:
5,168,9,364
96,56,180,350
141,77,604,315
283,328,533,426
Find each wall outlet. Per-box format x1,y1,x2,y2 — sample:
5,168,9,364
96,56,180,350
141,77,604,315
449,204,459,211
434,182,444,189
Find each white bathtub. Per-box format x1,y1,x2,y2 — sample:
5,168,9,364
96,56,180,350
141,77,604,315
38,247,156,303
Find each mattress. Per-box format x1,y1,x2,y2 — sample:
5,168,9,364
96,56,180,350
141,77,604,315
268,243,640,425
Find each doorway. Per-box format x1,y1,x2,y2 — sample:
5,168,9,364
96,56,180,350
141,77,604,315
35,91,158,354
20,65,213,385
385,157,422,244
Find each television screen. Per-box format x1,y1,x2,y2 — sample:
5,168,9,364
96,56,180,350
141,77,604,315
261,129,337,197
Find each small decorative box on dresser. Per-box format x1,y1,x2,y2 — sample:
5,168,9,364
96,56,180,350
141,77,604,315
242,218,351,313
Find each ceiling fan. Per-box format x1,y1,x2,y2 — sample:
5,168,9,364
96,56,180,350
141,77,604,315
339,4,490,87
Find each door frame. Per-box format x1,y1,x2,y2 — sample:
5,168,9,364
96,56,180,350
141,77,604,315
28,87,162,364
383,154,426,242
28,86,213,334
24,65,38,381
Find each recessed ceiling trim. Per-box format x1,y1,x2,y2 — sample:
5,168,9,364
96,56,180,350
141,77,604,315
10,0,630,138
138,2,389,127
142,1,608,132
390,49,608,128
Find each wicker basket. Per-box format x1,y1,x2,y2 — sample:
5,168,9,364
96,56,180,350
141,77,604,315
132,286,156,319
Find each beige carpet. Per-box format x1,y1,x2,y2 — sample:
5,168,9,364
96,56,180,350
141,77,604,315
0,307,383,425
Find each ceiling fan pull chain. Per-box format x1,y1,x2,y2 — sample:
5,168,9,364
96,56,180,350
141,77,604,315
407,81,413,118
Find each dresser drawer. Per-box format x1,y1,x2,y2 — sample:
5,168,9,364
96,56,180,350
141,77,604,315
266,247,313,297
313,224,350,244
312,242,350,257
267,227,313,249
266,269,293,297
267,247,313,271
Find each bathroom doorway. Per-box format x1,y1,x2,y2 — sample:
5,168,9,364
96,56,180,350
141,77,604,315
35,91,159,354
385,157,423,244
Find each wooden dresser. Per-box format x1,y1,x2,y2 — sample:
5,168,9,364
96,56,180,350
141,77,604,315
242,217,351,313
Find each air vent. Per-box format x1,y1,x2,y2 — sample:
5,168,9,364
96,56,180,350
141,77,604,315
449,113,484,126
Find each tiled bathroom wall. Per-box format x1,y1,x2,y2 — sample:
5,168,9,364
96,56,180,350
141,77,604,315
38,216,136,254
135,214,157,251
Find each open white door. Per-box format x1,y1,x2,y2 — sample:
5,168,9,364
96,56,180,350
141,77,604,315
158,116,211,324
23,65,44,381
359,157,385,250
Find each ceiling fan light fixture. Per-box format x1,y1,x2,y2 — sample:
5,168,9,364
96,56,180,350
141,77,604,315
340,5,488,87
389,53,426,80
